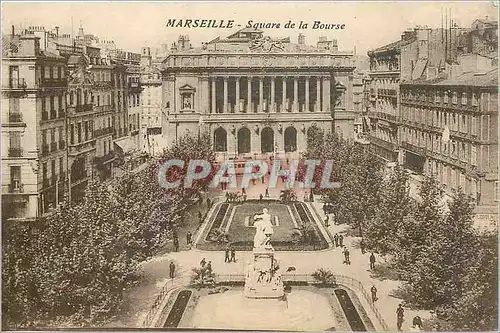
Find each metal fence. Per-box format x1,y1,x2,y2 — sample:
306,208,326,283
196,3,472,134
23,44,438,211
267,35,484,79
142,272,388,330
141,275,191,328
214,273,388,331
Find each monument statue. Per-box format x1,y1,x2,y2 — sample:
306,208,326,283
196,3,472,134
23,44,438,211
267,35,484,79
244,207,285,298
253,208,274,248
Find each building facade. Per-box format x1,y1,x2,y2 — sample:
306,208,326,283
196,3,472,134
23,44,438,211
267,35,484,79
162,29,356,159
400,69,498,228
2,30,68,220
140,58,163,155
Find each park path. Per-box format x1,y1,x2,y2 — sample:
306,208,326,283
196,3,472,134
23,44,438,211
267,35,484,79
108,174,431,331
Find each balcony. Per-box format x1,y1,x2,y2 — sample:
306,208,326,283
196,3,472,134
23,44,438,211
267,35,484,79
68,139,96,157
59,140,66,150
50,142,58,152
368,134,396,151
94,151,116,165
8,113,23,123
8,148,23,157
401,141,427,156
6,78,27,90
8,182,24,193
68,103,94,114
377,89,397,98
40,78,67,88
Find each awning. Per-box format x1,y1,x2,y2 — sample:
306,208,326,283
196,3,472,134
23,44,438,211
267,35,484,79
114,137,136,155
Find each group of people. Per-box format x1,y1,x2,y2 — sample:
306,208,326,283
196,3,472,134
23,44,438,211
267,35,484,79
224,247,237,263
199,257,213,273
225,191,246,203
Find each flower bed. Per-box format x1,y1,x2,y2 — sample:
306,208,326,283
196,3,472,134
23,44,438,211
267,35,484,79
163,290,192,328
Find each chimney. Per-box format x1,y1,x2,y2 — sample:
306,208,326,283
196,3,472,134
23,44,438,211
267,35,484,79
298,33,305,45
11,25,15,37
55,26,59,38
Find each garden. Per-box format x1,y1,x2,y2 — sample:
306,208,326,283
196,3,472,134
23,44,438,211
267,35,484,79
196,199,328,251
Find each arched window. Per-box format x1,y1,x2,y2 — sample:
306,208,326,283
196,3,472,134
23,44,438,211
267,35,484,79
214,127,227,152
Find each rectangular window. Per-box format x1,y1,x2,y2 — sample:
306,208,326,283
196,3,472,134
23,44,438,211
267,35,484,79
45,66,51,79
51,159,56,182
461,92,467,105
42,162,48,182
472,92,478,106
452,92,458,104
10,166,21,188
59,157,64,179
494,181,498,202
70,124,75,144
471,145,477,166
84,121,89,141
77,123,82,143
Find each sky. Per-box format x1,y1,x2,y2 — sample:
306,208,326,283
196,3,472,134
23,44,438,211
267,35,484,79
2,1,498,55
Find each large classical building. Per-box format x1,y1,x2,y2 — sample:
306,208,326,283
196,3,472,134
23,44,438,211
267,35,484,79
161,29,356,159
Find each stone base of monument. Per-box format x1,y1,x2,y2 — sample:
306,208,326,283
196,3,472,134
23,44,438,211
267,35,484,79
244,246,285,299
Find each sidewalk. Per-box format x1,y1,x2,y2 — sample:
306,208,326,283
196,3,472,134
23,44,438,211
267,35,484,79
110,183,430,330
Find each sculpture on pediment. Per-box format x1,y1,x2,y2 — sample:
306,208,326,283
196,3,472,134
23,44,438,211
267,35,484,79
249,36,284,52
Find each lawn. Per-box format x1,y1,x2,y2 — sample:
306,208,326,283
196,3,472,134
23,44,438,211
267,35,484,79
196,200,328,251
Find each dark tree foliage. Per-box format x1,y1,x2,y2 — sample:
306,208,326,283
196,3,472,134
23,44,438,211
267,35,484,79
2,133,216,329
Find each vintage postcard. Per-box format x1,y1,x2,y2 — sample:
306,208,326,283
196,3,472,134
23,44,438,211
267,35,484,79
1,1,498,331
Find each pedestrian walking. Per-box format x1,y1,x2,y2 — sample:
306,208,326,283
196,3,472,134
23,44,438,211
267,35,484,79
332,212,338,225
243,194,247,201
169,261,175,279
173,237,179,252
265,188,270,198
242,187,246,195
225,191,229,201
334,233,339,247
224,247,230,263
186,231,192,245
339,234,344,247
230,248,236,262
324,215,330,227
322,204,327,215
371,285,378,302
343,247,351,265
309,191,314,202
360,239,366,254
396,304,405,331
259,193,263,201
206,261,212,273
206,198,211,208
370,252,376,270
200,258,206,268
412,315,422,330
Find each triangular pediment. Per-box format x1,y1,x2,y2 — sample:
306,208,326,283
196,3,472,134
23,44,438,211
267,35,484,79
179,84,196,91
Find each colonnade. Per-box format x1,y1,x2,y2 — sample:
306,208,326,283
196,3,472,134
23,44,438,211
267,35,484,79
209,76,331,114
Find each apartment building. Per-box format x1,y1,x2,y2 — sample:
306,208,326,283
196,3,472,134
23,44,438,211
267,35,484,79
2,29,68,220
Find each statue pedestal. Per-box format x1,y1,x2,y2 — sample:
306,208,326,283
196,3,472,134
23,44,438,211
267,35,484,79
244,246,285,299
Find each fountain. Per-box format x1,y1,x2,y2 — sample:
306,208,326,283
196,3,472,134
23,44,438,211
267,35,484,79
244,208,285,298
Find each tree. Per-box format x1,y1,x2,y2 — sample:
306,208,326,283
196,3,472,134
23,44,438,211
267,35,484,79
364,163,413,254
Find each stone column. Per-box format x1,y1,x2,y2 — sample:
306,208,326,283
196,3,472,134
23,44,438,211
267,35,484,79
258,77,263,113
235,76,240,113
270,76,276,113
293,77,298,112
211,77,216,113
247,76,252,113
323,76,330,113
223,76,228,113
305,77,310,112
316,77,321,112
282,77,287,112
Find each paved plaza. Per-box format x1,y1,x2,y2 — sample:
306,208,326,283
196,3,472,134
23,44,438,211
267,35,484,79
108,174,431,330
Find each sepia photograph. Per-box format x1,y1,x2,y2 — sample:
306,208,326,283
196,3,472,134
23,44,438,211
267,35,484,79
1,1,498,331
